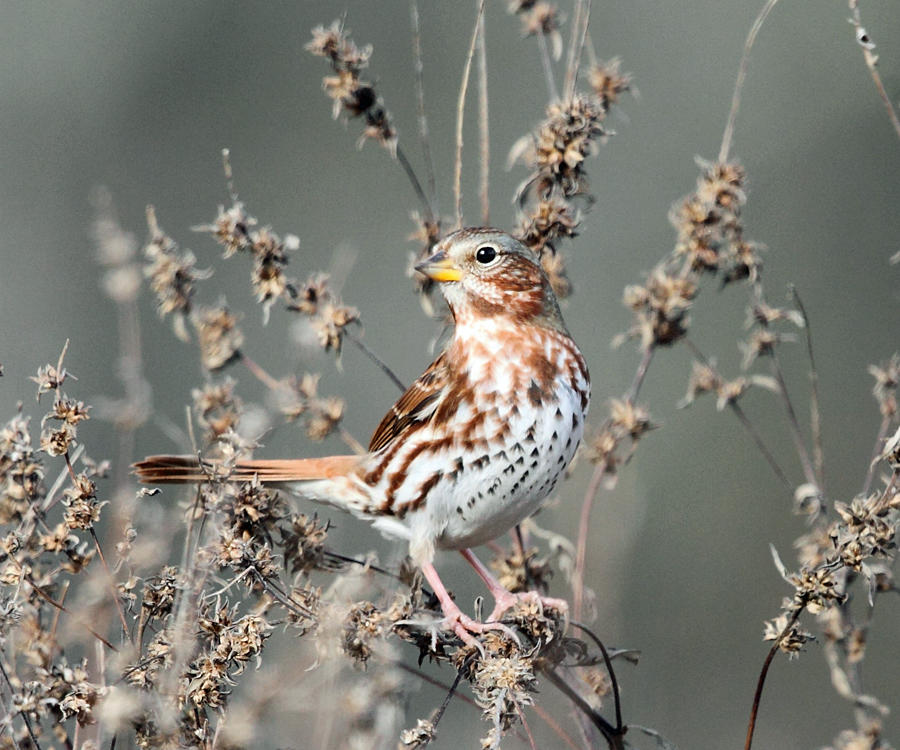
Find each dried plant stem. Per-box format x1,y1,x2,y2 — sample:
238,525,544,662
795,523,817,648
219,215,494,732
573,459,606,622
729,402,793,490
542,667,622,749
345,330,406,392
240,352,282,391
89,528,132,641
529,702,581,750
790,287,825,491
563,0,592,102
409,0,439,217
573,345,655,620
0,658,41,750
397,145,435,226
25,575,117,651
476,7,490,226
516,705,538,750
768,350,818,489
454,0,487,229
684,338,792,489
862,414,892,495
570,620,624,732
719,0,781,163
848,0,900,140
536,31,559,102
744,606,803,750
627,345,655,403
241,352,366,454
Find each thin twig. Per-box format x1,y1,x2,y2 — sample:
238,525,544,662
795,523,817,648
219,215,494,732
862,414,891,496
345,330,406,392
242,351,366,453
563,0,584,101
564,0,592,103
573,460,606,622
240,352,282,391
626,345,655,403
848,0,900,140
89,528,132,642
536,31,559,102
541,667,623,749
516,704,538,750
397,145,435,226
719,0,781,163
684,338,793,489
790,286,825,491
409,0,439,217
476,5,491,226
529,702,581,750
24,576,117,651
768,348,818,489
574,345,655,620
454,0,487,229
729,401,794,491
570,620,623,732
744,606,803,750
0,659,40,750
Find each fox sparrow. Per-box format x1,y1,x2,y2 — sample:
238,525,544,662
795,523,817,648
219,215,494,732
135,228,590,644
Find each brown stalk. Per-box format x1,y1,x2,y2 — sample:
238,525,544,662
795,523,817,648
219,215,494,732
863,414,892,496
719,0,782,163
477,6,491,226
790,286,826,490
684,338,792,490
541,667,623,749
744,606,803,750
848,0,900,140
573,345,654,621
0,659,42,750
454,0,487,229
409,1,439,217
767,345,819,490
535,30,559,102
24,574,117,652
563,0,592,103
89,527,133,642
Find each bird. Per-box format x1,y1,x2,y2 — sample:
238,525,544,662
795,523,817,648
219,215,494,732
134,228,590,645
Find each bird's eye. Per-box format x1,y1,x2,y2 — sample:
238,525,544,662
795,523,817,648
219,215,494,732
475,245,498,265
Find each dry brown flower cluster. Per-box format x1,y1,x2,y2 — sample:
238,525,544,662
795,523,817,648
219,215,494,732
306,20,397,154
510,55,631,297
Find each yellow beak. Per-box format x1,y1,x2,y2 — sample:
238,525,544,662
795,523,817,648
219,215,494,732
415,250,463,282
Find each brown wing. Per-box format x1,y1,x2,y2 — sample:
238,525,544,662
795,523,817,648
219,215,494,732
368,351,450,452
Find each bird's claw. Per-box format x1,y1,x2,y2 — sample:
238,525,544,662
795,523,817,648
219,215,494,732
487,590,569,624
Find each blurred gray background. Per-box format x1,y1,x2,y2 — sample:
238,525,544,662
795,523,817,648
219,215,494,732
1,1,898,748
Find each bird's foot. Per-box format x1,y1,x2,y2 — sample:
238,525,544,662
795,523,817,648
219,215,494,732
487,589,569,624
439,597,519,651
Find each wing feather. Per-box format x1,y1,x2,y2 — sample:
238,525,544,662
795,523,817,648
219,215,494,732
368,351,450,452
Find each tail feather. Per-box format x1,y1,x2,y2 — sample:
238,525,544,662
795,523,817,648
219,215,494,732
133,454,361,484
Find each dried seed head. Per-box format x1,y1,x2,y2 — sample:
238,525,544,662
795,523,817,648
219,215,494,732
516,2,563,59
308,21,396,153
63,474,103,530
869,353,899,418
193,378,242,442
289,274,359,355
144,209,212,340
762,614,813,658
193,304,244,371
589,58,632,111
619,269,698,349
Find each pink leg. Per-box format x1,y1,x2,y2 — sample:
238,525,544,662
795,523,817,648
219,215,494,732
460,548,569,623
420,561,518,647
